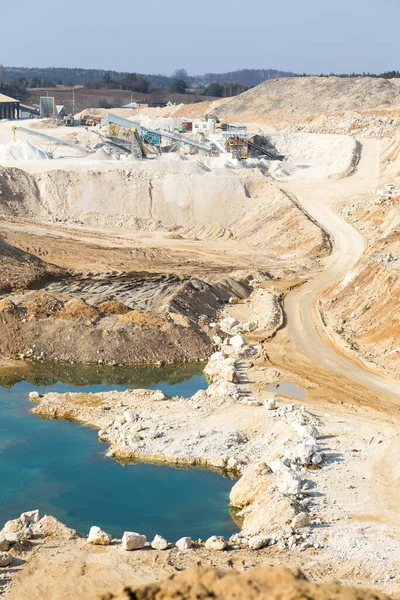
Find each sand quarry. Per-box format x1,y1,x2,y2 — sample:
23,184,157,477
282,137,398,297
0,76,399,599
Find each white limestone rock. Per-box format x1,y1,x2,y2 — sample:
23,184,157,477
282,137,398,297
0,552,12,567
1,519,23,535
205,535,227,551
276,469,302,495
151,534,169,550
20,510,40,526
219,317,242,335
3,533,21,545
176,536,192,551
285,437,320,465
87,526,112,546
121,531,147,551
28,391,40,400
264,398,277,410
248,534,270,550
152,391,167,402
229,335,247,350
291,512,310,529
311,452,323,465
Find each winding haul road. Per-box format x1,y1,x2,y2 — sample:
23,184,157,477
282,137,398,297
280,139,400,401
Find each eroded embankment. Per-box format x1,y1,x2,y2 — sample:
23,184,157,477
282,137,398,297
0,163,330,263
0,271,259,365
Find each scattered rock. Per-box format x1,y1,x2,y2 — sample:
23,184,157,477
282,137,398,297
176,536,192,551
121,531,147,551
20,509,40,526
0,552,12,567
0,535,9,552
291,512,310,529
229,335,247,350
248,534,270,550
276,469,302,495
1,518,23,535
151,534,169,550
205,536,227,551
264,398,277,410
87,526,112,546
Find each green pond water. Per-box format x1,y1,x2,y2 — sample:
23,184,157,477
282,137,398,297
0,362,238,540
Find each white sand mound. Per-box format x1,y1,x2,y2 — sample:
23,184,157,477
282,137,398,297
0,140,49,161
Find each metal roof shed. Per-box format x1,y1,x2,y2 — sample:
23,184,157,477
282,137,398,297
0,93,20,120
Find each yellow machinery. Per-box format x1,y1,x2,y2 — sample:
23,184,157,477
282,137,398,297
225,135,249,160
107,123,136,141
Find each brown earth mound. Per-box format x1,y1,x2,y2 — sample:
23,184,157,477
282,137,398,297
24,293,64,319
55,298,99,320
101,567,389,600
0,237,65,293
96,300,131,316
118,309,166,328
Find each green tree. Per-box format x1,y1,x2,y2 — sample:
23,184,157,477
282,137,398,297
203,82,224,97
169,79,188,94
98,99,113,109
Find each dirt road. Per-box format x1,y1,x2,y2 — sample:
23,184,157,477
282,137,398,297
280,139,400,404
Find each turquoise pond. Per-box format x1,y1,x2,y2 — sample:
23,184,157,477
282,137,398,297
0,362,238,540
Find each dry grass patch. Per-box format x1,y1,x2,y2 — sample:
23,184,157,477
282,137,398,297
118,309,166,328
55,298,99,321
96,300,131,316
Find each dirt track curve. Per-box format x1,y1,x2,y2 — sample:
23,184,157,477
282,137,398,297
281,139,400,404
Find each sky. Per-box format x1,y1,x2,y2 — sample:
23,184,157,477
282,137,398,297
0,0,399,75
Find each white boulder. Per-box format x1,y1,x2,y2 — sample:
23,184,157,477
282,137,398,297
3,533,21,545
248,534,270,550
311,452,323,465
205,535,227,551
291,512,310,529
176,536,192,551
0,552,12,567
264,398,277,410
285,437,320,465
276,469,302,495
1,519,22,534
151,534,169,550
229,335,247,350
87,526,112,546
121,531,147,551
219,317,242,335
20,510,40,526
28,391,40,400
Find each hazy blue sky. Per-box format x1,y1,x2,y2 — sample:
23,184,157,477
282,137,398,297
1,0,398,75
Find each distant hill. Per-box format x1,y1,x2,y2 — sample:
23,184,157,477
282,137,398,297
2,66,296,89
197,69,296,87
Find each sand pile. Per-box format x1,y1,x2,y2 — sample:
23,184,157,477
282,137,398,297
100,567,389,600
213,76,400,124
0,140,49,161
118,309,165,327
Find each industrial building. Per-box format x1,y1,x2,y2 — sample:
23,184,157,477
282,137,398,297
0,93,20,120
